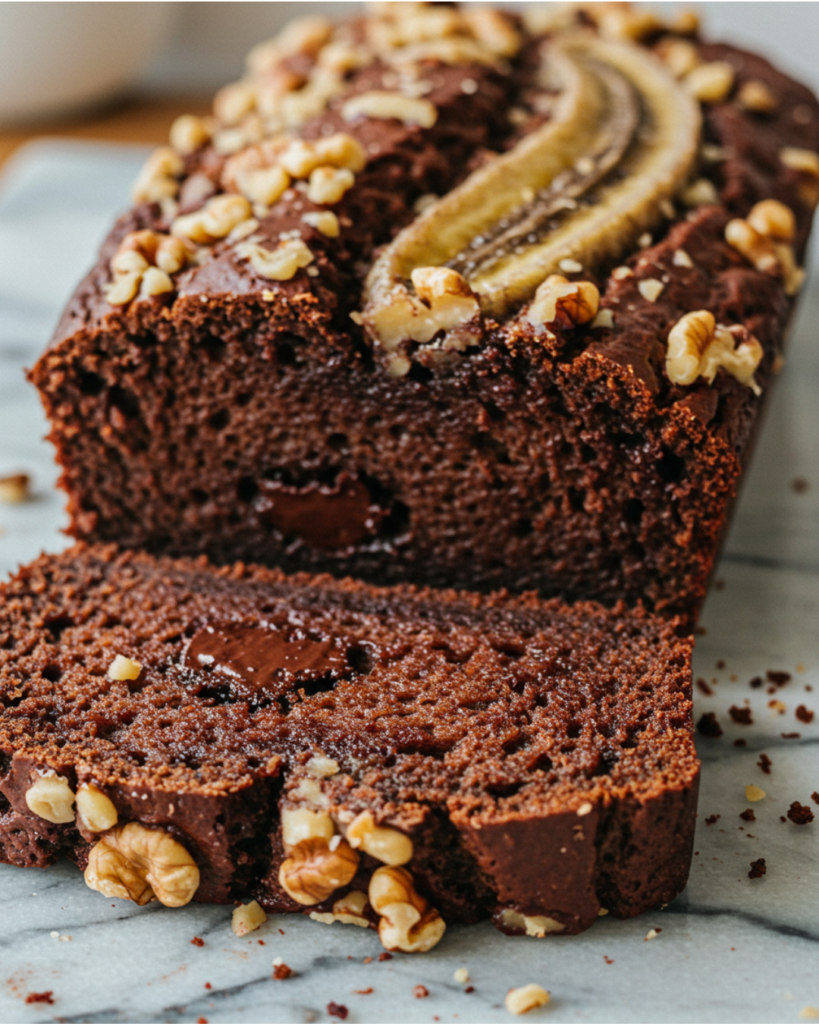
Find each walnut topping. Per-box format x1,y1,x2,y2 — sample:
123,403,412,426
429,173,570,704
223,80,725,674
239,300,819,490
726,200,804,294
108,654,142,681
236,165,291,207
685,61,735,104
306,166,355,205
247,15,333,74
499,908,566,937
368,866,446,953
656,37,700,79
780,147,819,208
526,275,600,329
84,823,200,907
170,114,212,155
172,194,253,245
342,91,438,128
235,238,314,281
345,810,413,866
281,806,335,850
279,836,359,906
232,900,267,936
213,80,257,126
505,984,551,1015
132,146,185,205
738,79,778,114
666,310,763,394
105,230,191,307
309,890,372,929
302,210,340,238
76,784,118,832
25,773,75,824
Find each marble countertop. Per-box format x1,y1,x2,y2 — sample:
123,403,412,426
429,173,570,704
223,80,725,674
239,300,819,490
0,135,816,1024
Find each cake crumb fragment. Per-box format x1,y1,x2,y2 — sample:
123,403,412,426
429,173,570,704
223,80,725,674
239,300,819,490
748,858,767,879
787,802,815,825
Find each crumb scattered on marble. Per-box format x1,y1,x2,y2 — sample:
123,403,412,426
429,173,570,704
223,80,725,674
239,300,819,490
729,705,753,725
696,677,713,696
767,670,791,687
769,699,787,714
413,985,429,998
757,753,772,774
716,659,726,669
811,792,819,805
795,704,814,723
748,858,767,879
465,985,475,993
25,992,54,1005
354,987,373,995
604,955,614,964
191,936,204,947
644,928,662,940
378,952,392,962
750,676,763,689
327,1002,349,1020
697,712,722,737
734,739,747,747
739,809,756,822
791,476,809,493
705,814,720,825
787,801,815,825
363,956,373,964
781,732,801,739
273,962,294,980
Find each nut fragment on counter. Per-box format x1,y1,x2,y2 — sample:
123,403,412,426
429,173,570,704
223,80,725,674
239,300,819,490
368,865,446,953
279,836,359,906
310,890,372,928
666,310,763,394
505,984,551,1015
235,238,314,281
346,810,414,866
108,654,142,682
500,908,566,937
0,473,31,503
232,900,268,936
526,275,599,330
84,822,200,907
76,784,118,832
25,773,75,824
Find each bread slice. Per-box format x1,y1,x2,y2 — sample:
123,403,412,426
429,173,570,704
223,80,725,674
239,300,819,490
0,545,698,948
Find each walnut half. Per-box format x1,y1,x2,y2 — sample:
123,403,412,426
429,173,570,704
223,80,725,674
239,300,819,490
368,866,446,953
84,823,200,908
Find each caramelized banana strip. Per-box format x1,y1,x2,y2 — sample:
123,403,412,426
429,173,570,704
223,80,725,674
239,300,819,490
363,34,701,329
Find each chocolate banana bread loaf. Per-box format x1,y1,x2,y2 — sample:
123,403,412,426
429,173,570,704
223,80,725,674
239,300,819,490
30,5,819,621
0,545,698,945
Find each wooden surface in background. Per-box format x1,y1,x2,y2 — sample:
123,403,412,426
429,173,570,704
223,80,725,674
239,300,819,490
0,95,210,170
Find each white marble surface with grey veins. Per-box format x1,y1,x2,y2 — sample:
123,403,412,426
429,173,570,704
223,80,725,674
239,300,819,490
0,136,817,1024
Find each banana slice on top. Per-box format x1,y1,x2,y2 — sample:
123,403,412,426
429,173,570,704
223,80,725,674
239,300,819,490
362,32,702,351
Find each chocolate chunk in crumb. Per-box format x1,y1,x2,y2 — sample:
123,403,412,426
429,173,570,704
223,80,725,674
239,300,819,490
739,809,756,822
795,704,815,723
413,985,429,998
273,963,294,980
327,1003,349,1020
729,705,753,725
696,678,713,696
705,814,720,825
748,858,767,879
757,753,772,774
787,802,815,825
749,676,763,689
25,992,54,1005
812,792,819,806
191,936,205,947
766,670,792,687
697,712,723,738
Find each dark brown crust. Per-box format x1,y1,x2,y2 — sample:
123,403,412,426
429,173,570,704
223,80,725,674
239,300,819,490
0,544,698,933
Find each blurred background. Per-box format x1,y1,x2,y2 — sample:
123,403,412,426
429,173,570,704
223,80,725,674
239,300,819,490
1,2,819,168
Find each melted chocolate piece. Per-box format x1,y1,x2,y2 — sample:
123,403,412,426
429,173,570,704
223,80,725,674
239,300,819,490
256,474,384,550
184,623,351,701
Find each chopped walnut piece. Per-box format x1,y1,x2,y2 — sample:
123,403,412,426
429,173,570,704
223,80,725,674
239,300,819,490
346,810,413,866
666,310,763,394
505,984,551,1015
306,166,355,205
310,889,371,929
84,822,200,907
685,61,735,103
246,15,333,73
76,784,118,832
108,655,142,682
745,784,766,802
342,91,438,128
281,806,335,849
527,275,599,329
454,968,470,984
236,165,291,207
279,836,359,906
232,900,267,936
368,865,446,953
213,80,256,125
25,773,75,824
235,238,314,281
132,146,184,204
0,473,31,503
172,194,253,244
302,210,340,238
656,37,700,79
170,114,212,155
738,80,778,113
780,147,819,207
